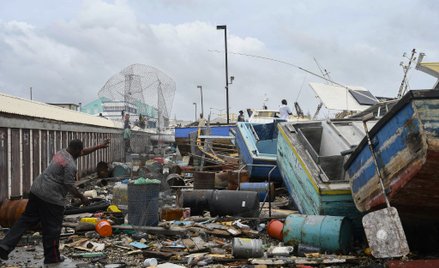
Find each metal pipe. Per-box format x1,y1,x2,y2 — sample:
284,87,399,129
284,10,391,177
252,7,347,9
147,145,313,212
197,85,204,116
362,115,391,208
216,25,229,124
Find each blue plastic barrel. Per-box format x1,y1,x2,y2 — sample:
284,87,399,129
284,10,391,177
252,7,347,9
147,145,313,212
239,182,275,202
282,214,353,252
113,163,131,177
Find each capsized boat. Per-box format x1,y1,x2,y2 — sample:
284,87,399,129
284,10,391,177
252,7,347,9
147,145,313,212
345,90,439,222
235,121,283,182
277,119,375,220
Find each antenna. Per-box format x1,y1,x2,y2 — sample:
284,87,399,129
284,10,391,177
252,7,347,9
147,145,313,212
397,49,417,98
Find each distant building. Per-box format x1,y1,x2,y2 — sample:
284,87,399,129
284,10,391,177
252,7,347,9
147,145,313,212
81,97,166,128
48,103,80,111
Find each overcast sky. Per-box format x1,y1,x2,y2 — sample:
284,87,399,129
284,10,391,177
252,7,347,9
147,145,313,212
1,0,438,120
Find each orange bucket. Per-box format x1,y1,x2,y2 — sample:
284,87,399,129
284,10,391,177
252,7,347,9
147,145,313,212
95,220,112,237
267,219,284,240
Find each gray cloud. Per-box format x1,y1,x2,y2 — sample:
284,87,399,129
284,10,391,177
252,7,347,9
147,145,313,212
0,0,438,120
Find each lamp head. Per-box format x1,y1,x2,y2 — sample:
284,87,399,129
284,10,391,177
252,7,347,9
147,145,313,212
216,25,226,30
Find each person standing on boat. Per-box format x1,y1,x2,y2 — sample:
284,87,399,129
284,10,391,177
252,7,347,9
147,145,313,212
0,139,109,264
237,110,245,122
279,99,293,120
198,113,206,127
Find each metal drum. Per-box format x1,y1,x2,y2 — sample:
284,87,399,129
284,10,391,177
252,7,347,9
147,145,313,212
193,171,215,189
209,190,259,217
282,214,353,253
239,182,275,202
0,199,28,227
180,190,214,216
232,238,264,258
128,184,160,226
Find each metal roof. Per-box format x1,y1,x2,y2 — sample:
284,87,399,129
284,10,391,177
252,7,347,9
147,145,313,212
0,92,118,128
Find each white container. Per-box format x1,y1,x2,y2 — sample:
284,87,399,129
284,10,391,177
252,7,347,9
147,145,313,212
143,258,158,267
112,182,128,210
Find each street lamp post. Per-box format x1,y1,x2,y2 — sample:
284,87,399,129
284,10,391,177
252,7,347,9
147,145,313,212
193,102,197,122
197,85,204,116
216,25,230,124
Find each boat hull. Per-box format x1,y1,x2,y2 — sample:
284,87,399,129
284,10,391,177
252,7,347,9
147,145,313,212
345,90,439,222
174,125,235,155
277,124,360,220
235,122,282,182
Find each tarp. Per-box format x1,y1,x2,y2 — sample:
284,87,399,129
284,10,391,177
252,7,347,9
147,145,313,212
309,82,377,112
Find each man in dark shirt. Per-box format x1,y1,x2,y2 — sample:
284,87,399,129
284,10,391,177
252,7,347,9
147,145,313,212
0,139,109,264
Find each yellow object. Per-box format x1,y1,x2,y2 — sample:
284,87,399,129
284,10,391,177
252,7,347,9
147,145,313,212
107,205,122,213
80,217,99,225
364,247,372,256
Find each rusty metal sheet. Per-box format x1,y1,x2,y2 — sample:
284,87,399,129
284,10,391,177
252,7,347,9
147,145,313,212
386,259,439,268
48,130,54,160
0,128,8,201
32,129,40,180
55,131,61,153
22,129,31,194
10,129,21,197
40,130,47,172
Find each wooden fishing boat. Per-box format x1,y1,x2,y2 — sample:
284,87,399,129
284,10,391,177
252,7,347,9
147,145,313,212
276,119,374,220
345,90,439,222
174,125,235,156
235,121,283,182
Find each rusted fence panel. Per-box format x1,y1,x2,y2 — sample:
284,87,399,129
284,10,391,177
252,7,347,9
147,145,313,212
0,115,151,200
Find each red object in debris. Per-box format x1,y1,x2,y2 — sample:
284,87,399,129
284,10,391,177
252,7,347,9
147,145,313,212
267,219,284,240
95,220,112,237
386,259,439,268
153,157,164,164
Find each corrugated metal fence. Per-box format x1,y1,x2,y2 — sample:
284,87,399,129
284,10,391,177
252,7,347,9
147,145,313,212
0,114,150,201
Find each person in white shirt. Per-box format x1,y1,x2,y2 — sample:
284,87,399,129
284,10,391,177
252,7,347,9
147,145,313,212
279,99,292,120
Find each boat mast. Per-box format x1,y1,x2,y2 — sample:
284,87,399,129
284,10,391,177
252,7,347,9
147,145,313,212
397,49,417,98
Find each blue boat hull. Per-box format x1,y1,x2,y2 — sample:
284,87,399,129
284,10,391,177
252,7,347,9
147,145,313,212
174,125,235,155
235,122,282,182
345,90,439,221
276,125,360,219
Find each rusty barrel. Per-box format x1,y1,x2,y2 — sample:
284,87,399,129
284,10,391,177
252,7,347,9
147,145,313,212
0,199,28,227
96,161,110,178
193,171,215,189
227,170,249,190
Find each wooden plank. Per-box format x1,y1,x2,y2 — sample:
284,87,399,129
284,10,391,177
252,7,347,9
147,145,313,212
22,129,31,194
40,130,47,172
32,129,40,180
48,130,55,160
0,128,8,201
10,129,21,197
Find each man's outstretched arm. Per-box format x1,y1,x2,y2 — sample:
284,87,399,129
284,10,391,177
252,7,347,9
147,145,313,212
80,139,110,156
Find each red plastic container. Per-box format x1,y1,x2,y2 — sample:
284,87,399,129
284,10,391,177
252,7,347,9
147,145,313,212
267,219,284,240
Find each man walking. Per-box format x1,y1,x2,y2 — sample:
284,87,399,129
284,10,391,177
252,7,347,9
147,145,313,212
0,139,110,264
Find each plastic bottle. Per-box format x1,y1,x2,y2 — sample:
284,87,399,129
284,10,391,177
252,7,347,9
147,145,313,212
143,258,158,267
